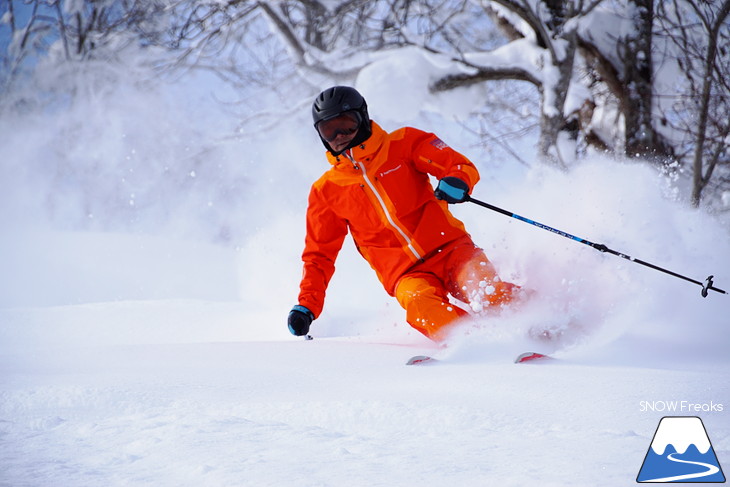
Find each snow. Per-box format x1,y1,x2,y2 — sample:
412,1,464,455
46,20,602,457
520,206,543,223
578,3,635,76
2,152,728,485
2,26,730,487
63,0,85,16
0,10,11,26
357,47,489,122
356,40,547,124
357,48,436,122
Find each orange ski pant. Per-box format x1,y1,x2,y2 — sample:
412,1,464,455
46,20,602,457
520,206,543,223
394,236,517,341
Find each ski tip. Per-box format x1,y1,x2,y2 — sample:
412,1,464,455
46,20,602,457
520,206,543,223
406,355,436,366
408,353,552,365
514,352,552,364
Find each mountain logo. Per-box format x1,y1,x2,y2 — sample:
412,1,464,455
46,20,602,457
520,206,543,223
637,416,725,483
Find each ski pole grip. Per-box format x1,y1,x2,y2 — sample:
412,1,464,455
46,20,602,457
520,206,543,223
702,275,714,298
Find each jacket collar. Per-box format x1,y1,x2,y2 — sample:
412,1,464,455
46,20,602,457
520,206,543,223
326,121,386,168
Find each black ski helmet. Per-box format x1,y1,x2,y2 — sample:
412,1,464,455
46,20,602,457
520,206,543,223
312,86,372,154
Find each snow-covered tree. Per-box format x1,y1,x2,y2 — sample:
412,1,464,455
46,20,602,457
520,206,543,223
0,0,170,107
162,1,588,166
655,0,730,207
162,0,684,167
3,0,729,207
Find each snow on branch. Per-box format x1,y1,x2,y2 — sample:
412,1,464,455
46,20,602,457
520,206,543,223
431,38,543,91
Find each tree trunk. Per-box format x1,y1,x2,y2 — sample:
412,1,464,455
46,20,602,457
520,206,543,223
622,0,656,159
538,36,576,167
690,0,730,207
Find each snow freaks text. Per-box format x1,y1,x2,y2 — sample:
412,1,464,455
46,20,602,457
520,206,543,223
639,401,724,413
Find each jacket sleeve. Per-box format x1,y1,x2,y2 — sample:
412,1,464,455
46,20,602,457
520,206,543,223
407,128,480,191
297,182,348,319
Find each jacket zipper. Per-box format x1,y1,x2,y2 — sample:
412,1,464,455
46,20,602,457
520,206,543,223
345,151,422,261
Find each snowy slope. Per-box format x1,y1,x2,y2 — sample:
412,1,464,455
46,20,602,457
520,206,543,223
2,158,729,487
1,28,729,485
1,327,727,487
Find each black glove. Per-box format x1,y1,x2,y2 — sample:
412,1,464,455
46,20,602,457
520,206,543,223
435,177,470,204
288,305,314,336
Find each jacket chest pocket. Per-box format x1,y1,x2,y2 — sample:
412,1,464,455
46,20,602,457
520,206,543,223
374,160,430,215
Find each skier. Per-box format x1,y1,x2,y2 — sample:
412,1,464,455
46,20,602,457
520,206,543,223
288,86,522,342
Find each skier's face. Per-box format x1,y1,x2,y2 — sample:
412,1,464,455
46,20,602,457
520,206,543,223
329,130,358,152
317,111,360,152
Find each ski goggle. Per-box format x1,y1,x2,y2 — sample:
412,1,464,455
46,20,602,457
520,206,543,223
316,111,361,142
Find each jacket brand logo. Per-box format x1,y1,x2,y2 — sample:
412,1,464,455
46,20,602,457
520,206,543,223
379,164,402,177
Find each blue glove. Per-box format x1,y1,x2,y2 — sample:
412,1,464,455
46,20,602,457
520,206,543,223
288,305,314,336
435,177,470,204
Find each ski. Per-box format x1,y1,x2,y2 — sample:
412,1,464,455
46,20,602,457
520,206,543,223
407,352,553,365
514,352,552,363
406,355,437,365
407,352,554,365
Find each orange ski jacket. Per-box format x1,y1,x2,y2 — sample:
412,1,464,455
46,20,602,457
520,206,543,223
298,121,480,318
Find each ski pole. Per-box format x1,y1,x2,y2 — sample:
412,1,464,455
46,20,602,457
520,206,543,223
465,195,727,298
